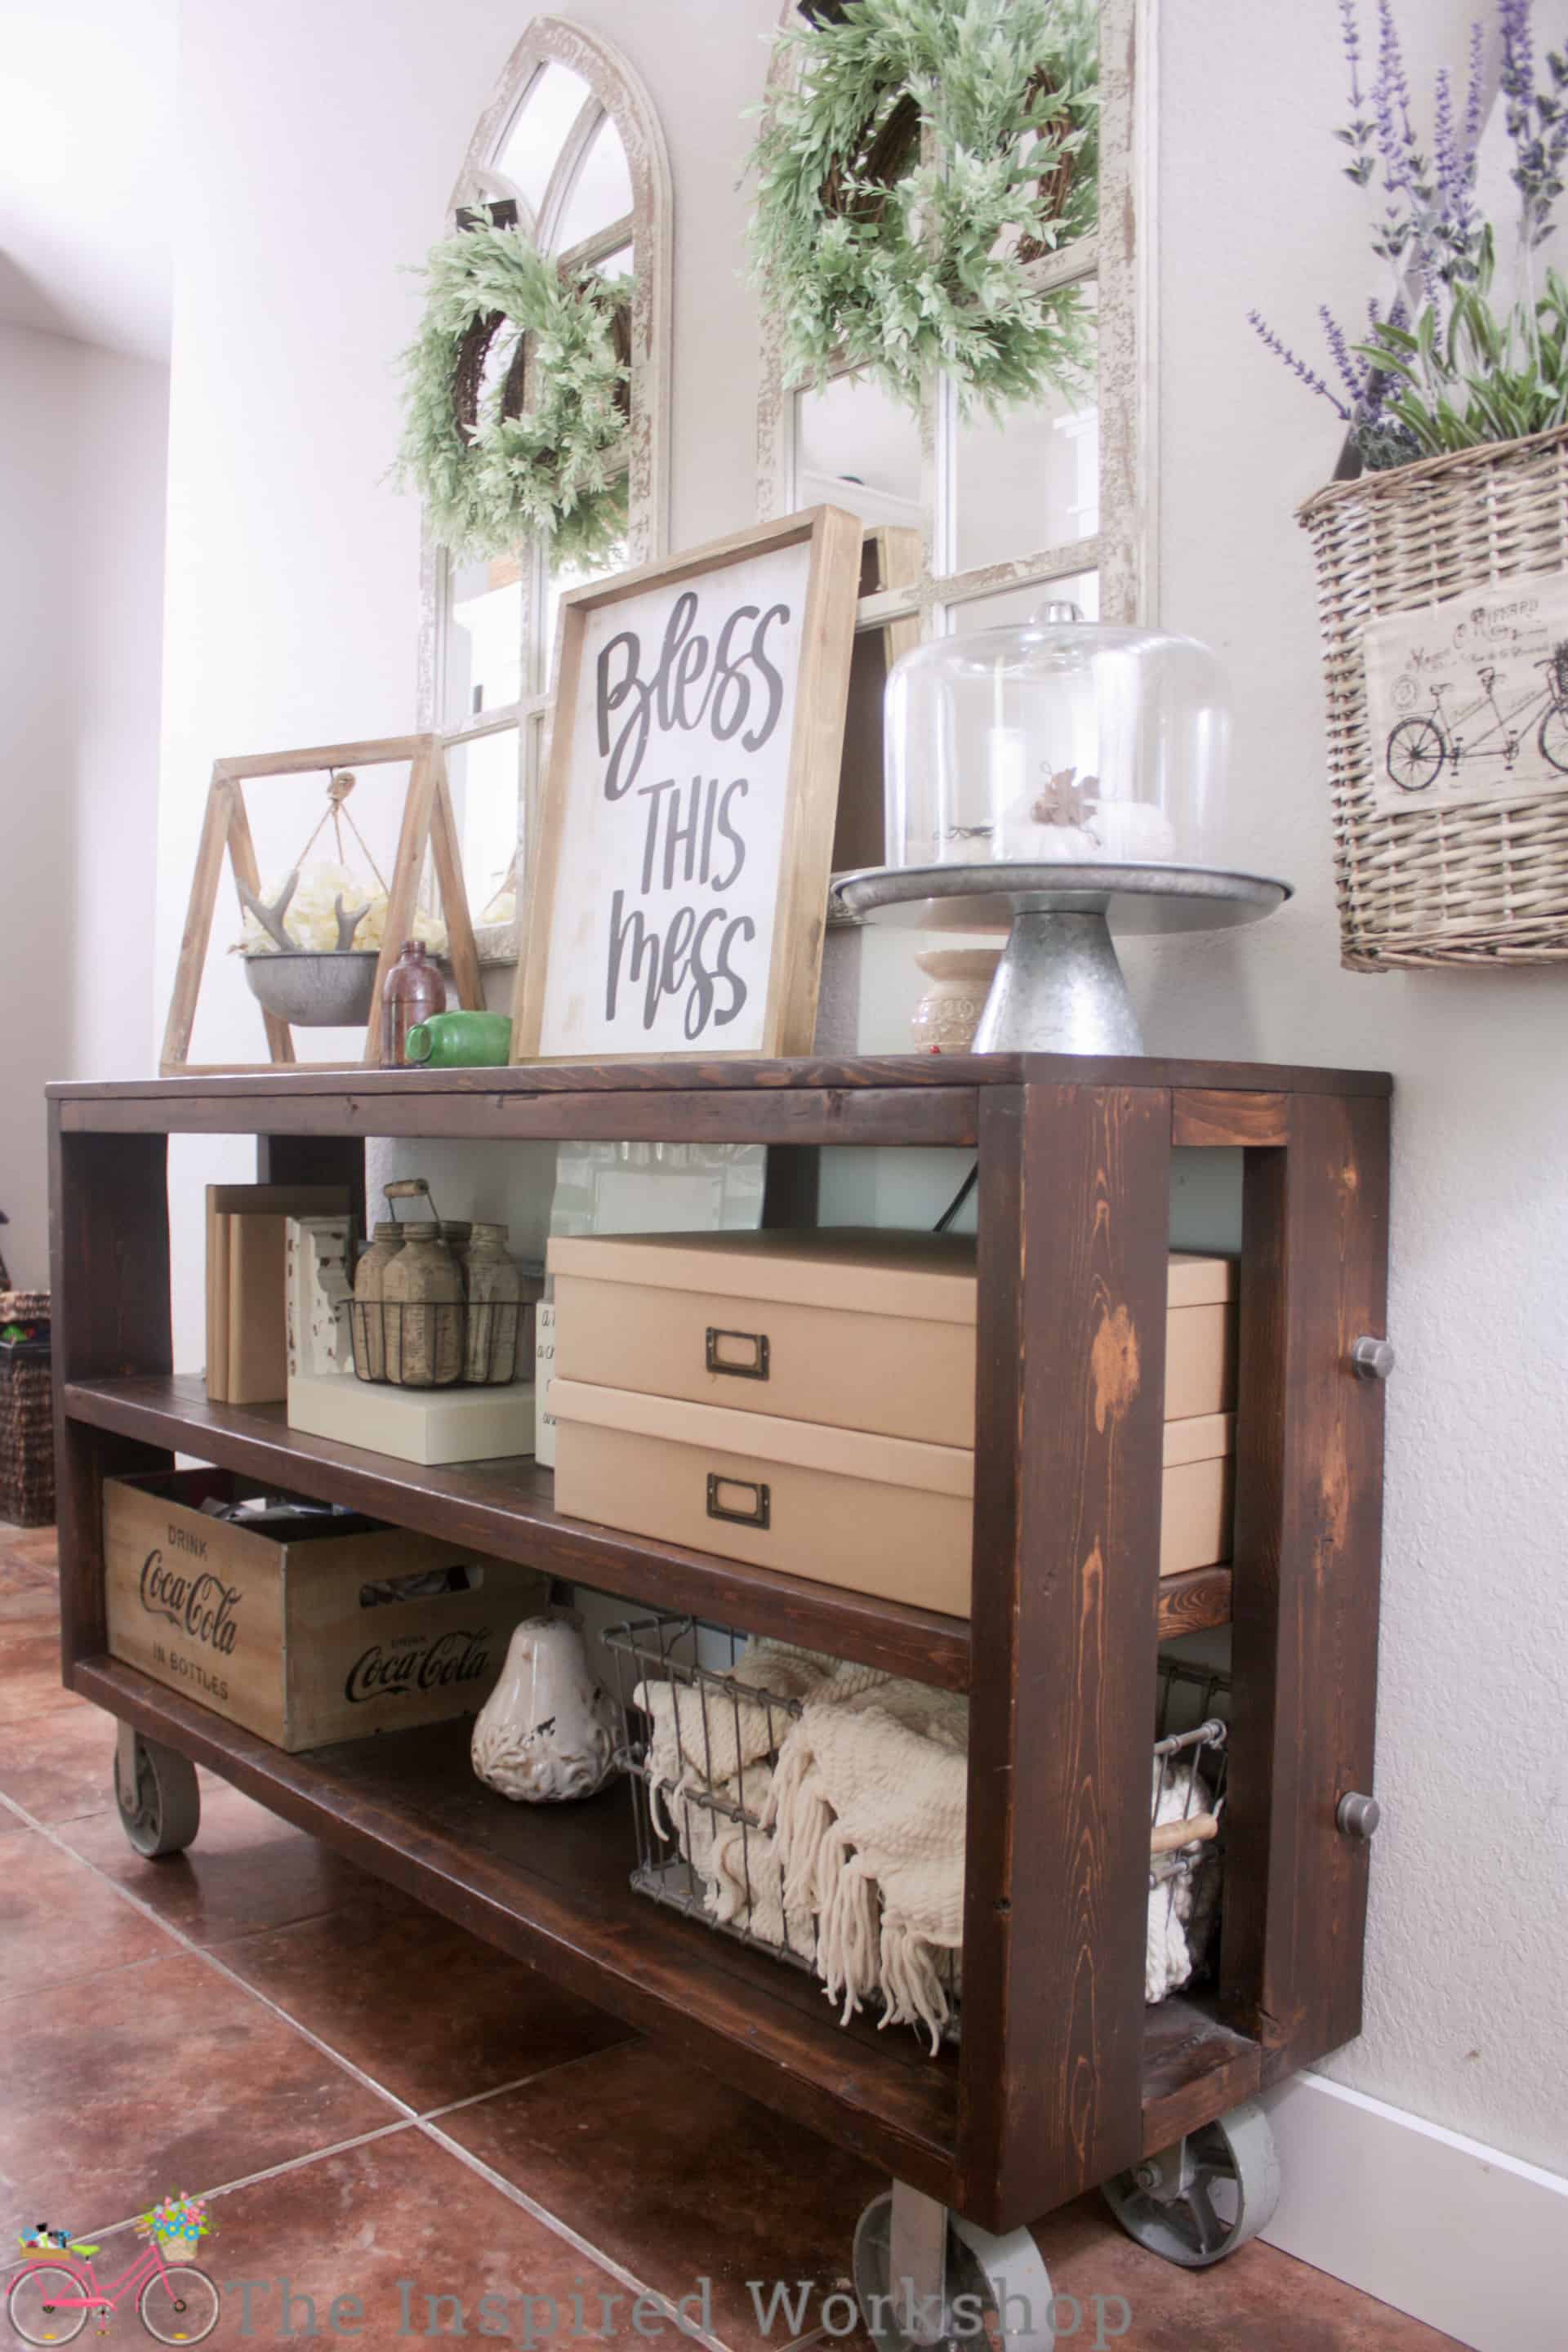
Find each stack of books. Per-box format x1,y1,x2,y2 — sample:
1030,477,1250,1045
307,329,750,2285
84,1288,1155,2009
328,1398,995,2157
205,1185,350,1405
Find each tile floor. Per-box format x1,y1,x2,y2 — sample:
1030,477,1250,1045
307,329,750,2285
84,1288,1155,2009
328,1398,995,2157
0,1522,1459,2350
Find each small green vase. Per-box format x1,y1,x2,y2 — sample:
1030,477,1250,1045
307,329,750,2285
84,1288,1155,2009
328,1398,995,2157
402,1011,513,1067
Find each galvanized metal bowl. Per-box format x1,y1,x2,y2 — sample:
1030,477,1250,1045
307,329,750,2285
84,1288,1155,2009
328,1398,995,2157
243,949,381,1027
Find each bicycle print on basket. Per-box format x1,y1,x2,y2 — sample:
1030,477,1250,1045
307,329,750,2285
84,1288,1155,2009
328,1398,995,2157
1385,644,1568,792
1362,572,1568,818
7,2193,220,2344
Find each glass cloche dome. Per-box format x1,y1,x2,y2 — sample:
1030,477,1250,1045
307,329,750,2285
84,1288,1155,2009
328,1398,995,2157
884,602,1232,872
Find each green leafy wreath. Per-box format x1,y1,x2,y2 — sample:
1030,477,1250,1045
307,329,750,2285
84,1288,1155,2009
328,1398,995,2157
397,216,631,568
750,0,1098,416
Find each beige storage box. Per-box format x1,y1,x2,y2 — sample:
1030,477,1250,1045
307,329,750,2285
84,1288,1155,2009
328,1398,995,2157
105,1468,549,1752
548,1229,1236,1446
550,1381,1235,1616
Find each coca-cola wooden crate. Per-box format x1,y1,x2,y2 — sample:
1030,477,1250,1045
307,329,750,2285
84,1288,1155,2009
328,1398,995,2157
105,1468,548,1752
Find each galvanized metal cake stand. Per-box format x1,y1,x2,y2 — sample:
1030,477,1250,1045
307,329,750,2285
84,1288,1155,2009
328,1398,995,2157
833,863,1291,1055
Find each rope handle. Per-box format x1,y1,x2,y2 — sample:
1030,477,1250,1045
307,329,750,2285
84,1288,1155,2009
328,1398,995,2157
1148,1811,1220,1855
382,1178,444,1228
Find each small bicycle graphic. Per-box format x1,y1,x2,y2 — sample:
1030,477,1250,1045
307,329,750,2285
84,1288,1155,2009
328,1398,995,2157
6,2233,220,2344
1384,645,1568,793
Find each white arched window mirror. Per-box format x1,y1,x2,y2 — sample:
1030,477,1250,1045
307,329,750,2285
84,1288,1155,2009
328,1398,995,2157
755,0,1152,873
419,18,673,958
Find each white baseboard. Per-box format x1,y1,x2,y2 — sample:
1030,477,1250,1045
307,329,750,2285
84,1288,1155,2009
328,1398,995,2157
1259,2072,1568,2352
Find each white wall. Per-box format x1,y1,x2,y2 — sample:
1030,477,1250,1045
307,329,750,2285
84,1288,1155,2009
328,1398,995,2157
0,323,167,1289
154,0,1566,2219
849,4,1568,2193
1148,1,1568,2185
154,0,778,1352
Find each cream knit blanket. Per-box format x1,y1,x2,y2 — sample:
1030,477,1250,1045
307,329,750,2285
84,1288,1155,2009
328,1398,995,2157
637,1640,1214,2051
633,1641,881,1953
764,1679,969,2050
1147,1755,1222,2002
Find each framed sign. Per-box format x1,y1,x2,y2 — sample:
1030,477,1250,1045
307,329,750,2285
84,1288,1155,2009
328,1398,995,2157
511,507,863,1062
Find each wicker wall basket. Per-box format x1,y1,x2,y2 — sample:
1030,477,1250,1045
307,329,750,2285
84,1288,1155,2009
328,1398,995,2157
1299,421,1568,969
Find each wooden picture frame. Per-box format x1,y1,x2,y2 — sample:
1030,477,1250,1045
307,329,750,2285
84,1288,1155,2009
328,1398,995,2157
160,732,483,1076
511,507,864,1064
831,523,923,876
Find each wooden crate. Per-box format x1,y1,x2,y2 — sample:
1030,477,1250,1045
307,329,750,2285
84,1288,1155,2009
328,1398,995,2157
105,1468,548,1751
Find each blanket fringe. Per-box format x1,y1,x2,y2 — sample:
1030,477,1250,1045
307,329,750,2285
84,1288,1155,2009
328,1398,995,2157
816,1829,881,2024
762,1735,833,1914
879,1918,953,2055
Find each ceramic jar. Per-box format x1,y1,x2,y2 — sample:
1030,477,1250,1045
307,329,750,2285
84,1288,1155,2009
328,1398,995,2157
911,950,1001,1054
381,939,446,1066
464,1223,522,1384
470,1617,617,1802
351,1222,404,1381
381,1220,463,1386
440,1222,474,1293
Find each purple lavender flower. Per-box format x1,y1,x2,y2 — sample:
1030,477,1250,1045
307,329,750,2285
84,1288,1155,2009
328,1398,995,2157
1360,295,1408,427
1248,311,1351,419
1251,2,1568,470
1370,44,1408,206
1499,0,1555,243
1499,0,1534,114
1498,0,1568,244
1432,60,1483,276
1340,0,1365,100
1434,67,1458,198
1336,0,1378,185
1463,21,1486,158
1321,304,1370,403
1376,0,1417,150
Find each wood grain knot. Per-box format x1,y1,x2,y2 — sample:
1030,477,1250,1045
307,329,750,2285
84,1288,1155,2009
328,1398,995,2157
1089,1302,1140,1432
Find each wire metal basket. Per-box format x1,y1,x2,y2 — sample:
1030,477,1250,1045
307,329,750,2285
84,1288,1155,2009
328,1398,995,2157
345,1178,533,1389
348,1298,522,1388
603,1615,1230,2045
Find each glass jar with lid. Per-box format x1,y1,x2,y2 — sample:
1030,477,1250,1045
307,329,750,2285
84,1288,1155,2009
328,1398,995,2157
884,601,1232,874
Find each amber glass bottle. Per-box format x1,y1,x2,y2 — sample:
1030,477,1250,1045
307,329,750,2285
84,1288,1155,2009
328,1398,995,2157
381,940,446,1065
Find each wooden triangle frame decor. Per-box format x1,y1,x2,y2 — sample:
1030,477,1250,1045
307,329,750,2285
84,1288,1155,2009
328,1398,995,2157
159,731,485,1076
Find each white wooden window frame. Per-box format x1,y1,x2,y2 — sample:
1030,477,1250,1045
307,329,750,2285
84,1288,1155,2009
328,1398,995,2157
755,0,1156,699
416,16,674,960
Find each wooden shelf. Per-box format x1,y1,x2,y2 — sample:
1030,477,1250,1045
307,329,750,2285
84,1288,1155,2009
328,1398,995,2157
73,1655,1256,2198
63,1375,1233,1674
52,1056,1384,2233
75,1657,960,2198
50,1051,1396,1115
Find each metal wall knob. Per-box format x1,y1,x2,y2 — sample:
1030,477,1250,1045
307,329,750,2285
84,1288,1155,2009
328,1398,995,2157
1337,1792,1381,1841
1352,1335,1396,1381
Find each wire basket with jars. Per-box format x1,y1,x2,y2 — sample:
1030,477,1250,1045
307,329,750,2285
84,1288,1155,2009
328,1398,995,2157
348,1179,541,1389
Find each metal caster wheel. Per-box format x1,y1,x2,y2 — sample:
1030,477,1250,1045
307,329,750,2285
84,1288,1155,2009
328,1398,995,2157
853,2187,1056,2352
114,1724,201,1858
1102,2097,1280,2268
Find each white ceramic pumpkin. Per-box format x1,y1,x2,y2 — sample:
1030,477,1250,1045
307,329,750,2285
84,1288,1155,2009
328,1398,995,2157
470,1616,617,1802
